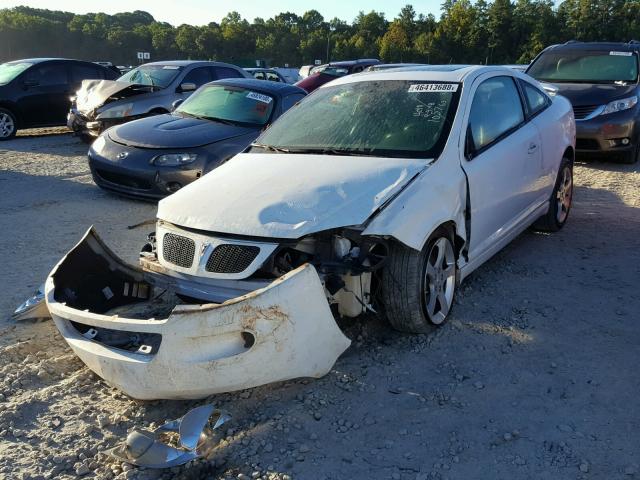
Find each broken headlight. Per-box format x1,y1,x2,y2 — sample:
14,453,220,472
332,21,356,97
151,153,198,166
96,102,134,119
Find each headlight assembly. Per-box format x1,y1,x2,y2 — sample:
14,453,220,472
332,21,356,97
91,135,107,153
151,153,198,166
601,95,638,115
96,102,135,120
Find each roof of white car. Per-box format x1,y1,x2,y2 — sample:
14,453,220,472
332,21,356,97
324,65,514,87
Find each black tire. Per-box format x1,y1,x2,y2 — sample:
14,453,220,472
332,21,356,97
0,108,17,140
382,227,457,334
533,157,573,232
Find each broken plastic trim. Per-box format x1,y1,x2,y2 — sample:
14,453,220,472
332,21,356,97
46,227,351,399
106,404,230,468
12,284,50,321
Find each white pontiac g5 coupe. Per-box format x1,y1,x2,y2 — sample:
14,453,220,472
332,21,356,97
45,65,576,399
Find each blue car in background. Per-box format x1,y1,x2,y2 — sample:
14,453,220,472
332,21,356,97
88,78,307,200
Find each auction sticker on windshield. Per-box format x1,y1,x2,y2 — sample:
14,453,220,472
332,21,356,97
247,92,273,104
408,83,459,93
610,51,633,56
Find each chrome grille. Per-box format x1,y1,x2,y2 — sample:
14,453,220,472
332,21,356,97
573,105,598,120
205,244,260,273
162,233,195,268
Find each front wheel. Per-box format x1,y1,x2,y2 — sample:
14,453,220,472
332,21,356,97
533,157,573,232
382,228,457,333
0,108,17,140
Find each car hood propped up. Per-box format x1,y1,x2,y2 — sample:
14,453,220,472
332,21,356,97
108,114,257,149
74,79,155,113
157,153,428,238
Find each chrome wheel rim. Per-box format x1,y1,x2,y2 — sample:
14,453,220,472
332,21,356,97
423,237,456,325
0,112,15,138
556,165,572,223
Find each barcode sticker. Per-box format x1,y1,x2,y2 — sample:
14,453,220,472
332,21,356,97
610,51,633,56
408,83,459,93
247,92,273,103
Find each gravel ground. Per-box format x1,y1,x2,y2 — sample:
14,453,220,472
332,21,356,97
0,129,639,480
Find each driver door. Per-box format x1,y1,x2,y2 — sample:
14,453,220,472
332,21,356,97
461,74,543,261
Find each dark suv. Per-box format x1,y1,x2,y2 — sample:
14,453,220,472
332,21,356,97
527,41,640,163
0,58,119,140
295,59,380,93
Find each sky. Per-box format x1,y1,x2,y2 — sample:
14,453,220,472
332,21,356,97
1,0,446,25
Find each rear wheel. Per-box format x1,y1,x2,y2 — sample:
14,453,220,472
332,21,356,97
0,108,17,140
382,228,457,333
533,157,573,232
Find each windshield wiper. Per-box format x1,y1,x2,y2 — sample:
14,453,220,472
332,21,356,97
285,147,377,156
251,143,291,153
202,116,237,126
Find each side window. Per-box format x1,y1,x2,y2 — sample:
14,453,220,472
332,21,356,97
281,94,305,112
71,65,103,83
182,67,211,87
352,66,364,73
468,76,524,152
25,63,68,86
211,67,243,80
253,71,266,80
266,72,281,82
521,81,549,116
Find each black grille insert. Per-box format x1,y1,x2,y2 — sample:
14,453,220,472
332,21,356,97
95,168,152,190
205,244,260,273
573,105,598,120
162,233,195,268
576,138,600,151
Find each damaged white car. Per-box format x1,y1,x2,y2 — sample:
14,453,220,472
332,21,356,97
45,65,575,399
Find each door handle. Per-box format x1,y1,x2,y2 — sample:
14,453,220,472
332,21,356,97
528,143,538,154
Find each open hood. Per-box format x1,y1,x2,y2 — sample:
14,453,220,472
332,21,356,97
108,114,257,149
157,152,427,238
75,79,155,114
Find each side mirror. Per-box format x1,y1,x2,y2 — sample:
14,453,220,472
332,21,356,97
465,125,476,160
171,99,184,111
178,82,197,93
23,78,39,88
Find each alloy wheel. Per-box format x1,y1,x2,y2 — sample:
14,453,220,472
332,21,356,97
556,165,573,223
423,237,456,324
0,112,15,138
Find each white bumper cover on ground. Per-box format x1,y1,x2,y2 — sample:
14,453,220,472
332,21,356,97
46,228,351,400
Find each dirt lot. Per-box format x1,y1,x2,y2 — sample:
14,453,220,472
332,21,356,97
0,129,639,480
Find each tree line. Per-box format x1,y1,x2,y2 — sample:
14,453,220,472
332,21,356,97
1,1,640,67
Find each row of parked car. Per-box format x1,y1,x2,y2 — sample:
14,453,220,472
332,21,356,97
13,40,640,399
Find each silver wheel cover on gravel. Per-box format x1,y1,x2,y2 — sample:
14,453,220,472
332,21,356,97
0,112,15,138
556,165,573,223
423,237,456,325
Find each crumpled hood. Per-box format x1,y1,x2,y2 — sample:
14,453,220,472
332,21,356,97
157,153,428,238
549,82,637,106
108,114,257,149
74,79,153,113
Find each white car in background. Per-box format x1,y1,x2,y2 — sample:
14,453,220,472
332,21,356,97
45,65,575,399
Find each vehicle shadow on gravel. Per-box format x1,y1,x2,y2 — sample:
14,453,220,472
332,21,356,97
575,157,640,174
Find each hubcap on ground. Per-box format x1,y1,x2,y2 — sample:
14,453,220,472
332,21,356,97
556,165,573,223
0,113,15,138
423,237,456,324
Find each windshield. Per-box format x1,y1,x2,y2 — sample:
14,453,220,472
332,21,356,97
528,50,639,83
176,84,275,126
253,80,460,158
0,61,33,85
311,65,350,77
117,65,183,87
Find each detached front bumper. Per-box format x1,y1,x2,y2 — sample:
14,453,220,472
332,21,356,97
46,228,351,400
67,109,130,138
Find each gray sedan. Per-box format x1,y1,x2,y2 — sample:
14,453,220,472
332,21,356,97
67,60,250,139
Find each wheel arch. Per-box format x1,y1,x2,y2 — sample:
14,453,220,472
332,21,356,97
563,145,574,164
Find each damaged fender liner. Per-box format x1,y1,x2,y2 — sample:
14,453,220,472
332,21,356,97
46,227,351,400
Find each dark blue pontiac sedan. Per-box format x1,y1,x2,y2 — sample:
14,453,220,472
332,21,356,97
88,78,306,200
